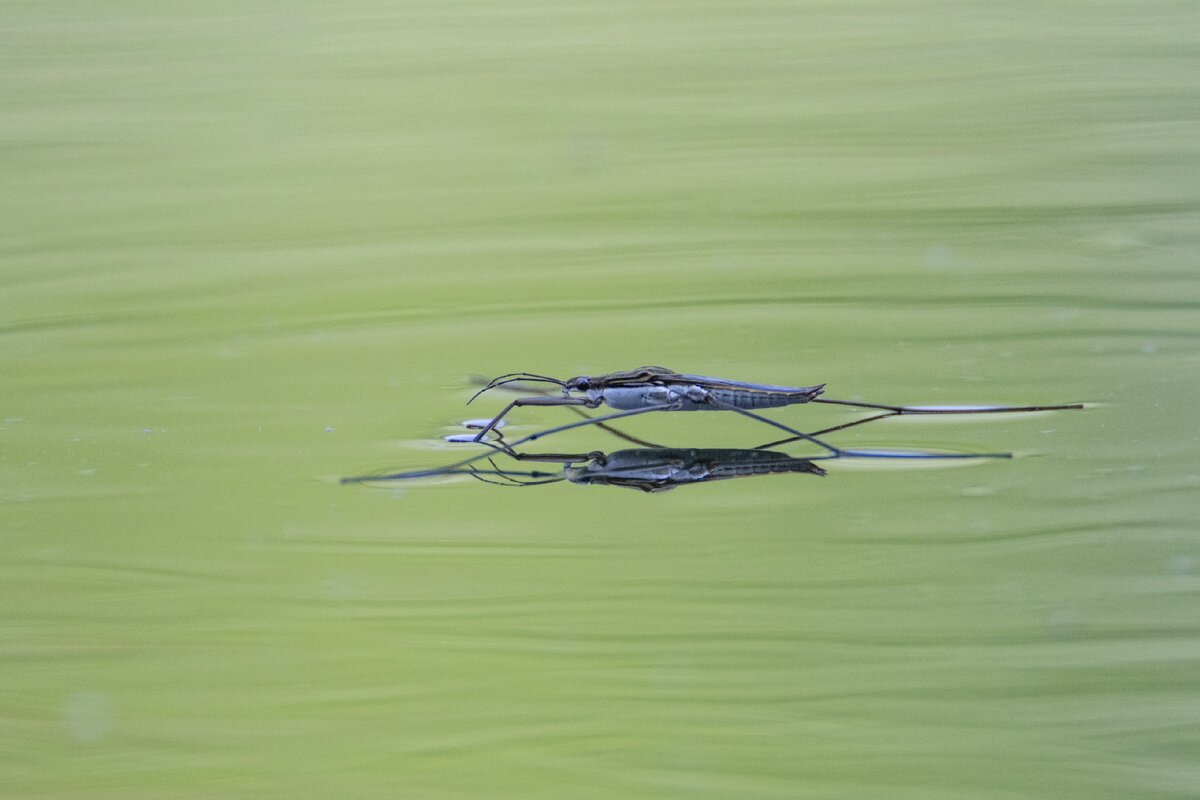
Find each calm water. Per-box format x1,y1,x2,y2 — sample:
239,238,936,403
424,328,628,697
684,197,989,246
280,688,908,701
4,2,1199,798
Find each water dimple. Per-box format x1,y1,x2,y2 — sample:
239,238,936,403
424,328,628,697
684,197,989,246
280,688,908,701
462,419,505,430
446,419,506,443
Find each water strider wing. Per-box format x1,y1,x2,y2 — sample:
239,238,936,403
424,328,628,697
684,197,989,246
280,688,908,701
593,366,679,386
671,373,826,396
596,367,823,395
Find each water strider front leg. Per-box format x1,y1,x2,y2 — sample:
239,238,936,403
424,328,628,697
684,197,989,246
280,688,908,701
470,394,600,442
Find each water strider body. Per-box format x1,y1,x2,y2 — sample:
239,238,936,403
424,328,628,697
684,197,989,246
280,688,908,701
569,373,824,412
466,365,1083,445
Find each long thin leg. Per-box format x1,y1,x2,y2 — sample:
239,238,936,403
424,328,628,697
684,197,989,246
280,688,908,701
754,410,1013,459
811,449,1013,461
813,398,1084,414
467,459,567,487
562,407,666,448
754,412,895,449
513,402,684,445
343,403,683,484
707,399,842,456
471,395,598,442
485,403,684,460
467,470,565,487
505,450,601,464
469,459,540,486
709,400,1009,460
757,398,1082,451
470,376,664,448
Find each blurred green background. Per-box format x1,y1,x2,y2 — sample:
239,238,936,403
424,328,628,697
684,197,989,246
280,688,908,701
3,2,1198,798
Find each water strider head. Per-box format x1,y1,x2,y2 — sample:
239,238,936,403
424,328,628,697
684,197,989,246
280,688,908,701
564,375,593,392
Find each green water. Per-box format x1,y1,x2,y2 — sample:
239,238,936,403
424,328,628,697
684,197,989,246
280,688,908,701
4,2,1199,797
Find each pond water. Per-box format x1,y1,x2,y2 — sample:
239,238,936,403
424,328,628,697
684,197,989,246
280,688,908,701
4,3,1198,798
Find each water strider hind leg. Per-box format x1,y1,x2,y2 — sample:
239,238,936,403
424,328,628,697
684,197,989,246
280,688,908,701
705,397,843,456
754,412,896,450
813,398,1084,415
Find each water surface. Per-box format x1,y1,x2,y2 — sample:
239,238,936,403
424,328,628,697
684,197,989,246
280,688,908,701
3,2,1198,798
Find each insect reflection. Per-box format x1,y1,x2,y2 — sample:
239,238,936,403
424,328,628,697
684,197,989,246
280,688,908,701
342,407,1014,491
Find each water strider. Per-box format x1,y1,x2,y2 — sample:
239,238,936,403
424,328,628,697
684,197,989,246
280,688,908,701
340,367,1081,485
466,365,1085,445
